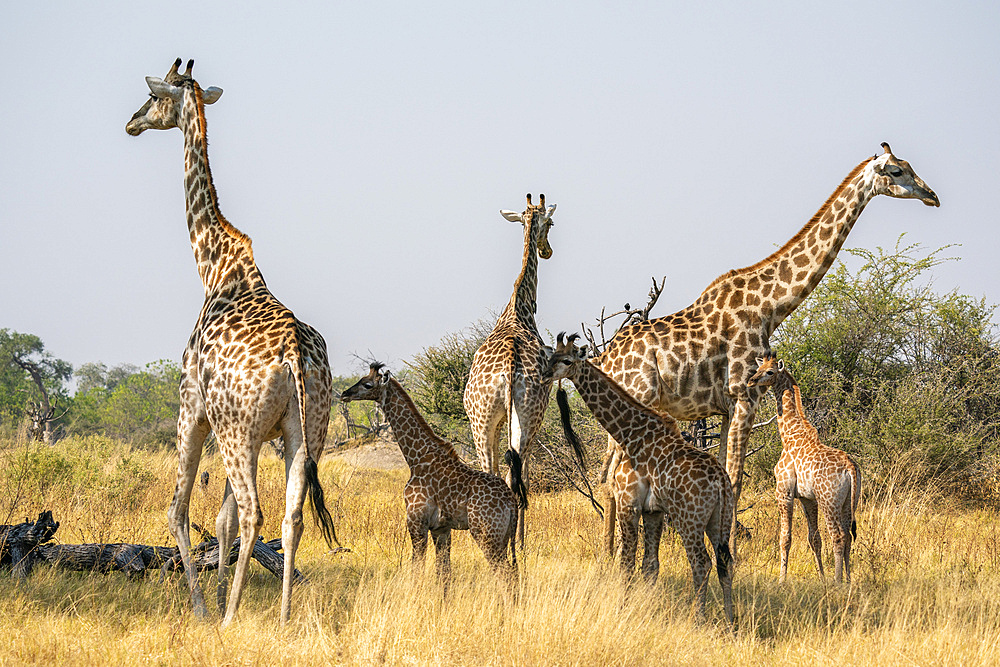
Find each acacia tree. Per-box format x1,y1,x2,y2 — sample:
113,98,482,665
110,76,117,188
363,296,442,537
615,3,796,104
752,238,1000,498
0,329,72,442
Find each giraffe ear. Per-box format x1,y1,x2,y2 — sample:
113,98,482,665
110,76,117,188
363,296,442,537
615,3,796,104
545,204,557,218
541,345,555,363
756,357,765,367
777,360,785,371
146,76,182,101
202,86,223,105
500,210,522,223
578,345,589,359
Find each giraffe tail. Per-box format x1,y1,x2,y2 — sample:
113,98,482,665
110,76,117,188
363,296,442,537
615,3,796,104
285,344,339,549
556,387,587,469
505,448,528,509
849,457,861,540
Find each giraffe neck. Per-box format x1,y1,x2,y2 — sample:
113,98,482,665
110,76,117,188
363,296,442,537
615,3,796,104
499,216,540,333
699,156,878,333
772,373,815,445
378,378,460,469
179,85,265,296
570,360,679,460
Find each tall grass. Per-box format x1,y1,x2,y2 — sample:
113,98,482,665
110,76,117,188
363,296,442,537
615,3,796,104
2,434,998,665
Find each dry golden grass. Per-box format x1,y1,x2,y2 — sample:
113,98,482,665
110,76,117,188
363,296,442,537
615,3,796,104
2,435,999,665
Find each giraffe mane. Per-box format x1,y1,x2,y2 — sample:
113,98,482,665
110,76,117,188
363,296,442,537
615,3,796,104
191,84,255,263
696,156,872,297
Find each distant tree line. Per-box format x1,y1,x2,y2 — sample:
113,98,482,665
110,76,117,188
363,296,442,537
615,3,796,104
3,241,998,501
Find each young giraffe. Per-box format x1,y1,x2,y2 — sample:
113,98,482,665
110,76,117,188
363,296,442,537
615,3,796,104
595,144,937,558
464,194,575,545
342,363,524,592
747,354,861,584
546,334,735,626
126,59,337,626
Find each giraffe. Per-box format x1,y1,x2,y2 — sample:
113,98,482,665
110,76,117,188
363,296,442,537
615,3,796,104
545,334,735,625
126,59,337,626
747,354,861,584
342,363,524,592
463,194,577,545
594,144,937,559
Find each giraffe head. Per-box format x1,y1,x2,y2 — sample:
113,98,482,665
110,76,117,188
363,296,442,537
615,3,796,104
500,193,557,259
868,143,939,207
746,353,786,388
541,332,589,382
341,362,390,402
126,58,223,136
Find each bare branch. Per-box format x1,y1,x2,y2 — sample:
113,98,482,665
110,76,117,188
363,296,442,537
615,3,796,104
582,277,666,354
537,441,604,519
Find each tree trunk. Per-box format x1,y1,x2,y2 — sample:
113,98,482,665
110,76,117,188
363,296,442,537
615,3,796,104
0,510,60,578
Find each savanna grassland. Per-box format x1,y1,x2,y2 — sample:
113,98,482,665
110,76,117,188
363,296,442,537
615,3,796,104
3,433,999,666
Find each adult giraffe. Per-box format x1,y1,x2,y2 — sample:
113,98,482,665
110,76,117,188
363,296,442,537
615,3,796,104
126,59,337,626
464,194,577,546
595,144,938,558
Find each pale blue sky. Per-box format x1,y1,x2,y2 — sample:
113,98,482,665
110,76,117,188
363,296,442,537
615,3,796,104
2,2,997,378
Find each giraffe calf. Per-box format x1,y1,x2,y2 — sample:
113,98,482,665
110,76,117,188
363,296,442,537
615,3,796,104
545,334,735,627
342,363,524,593
748,354,861,584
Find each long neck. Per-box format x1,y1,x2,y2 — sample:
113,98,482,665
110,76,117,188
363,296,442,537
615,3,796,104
570,361,680,459
499,218,539,332
773,373,815,444
378,378,459,469
180,86,265,296
697,157,877,334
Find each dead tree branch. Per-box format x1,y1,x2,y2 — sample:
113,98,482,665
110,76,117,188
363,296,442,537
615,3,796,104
581,276,666,354
537,441,604,520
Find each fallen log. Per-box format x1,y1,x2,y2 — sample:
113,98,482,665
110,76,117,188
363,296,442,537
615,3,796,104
1,510,307,584
158,537,308,585
37,542,179,577
0,510,60,578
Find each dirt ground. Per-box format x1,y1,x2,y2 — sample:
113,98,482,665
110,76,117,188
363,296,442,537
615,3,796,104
329,437,406,471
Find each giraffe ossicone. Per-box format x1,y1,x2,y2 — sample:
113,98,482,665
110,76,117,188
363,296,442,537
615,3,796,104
127,58,337,627
748,354,861,584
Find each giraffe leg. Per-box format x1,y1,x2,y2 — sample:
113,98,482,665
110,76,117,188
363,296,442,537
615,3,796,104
725,396,759,562
840,490,854,585
601,439,620,560
431,529,452,596
640,511,665,584
471,505,518,598
407,510,429,578
800,497,824,581
617,504,640,578
167,395,210,619
221,445,263,628
822,501,847,584
679,525,713,619
473,414,502,476
279,430,309,626
705,500,735,628
511,454,530,548
776,488,795,583
717,413,731,478
215,478,238,612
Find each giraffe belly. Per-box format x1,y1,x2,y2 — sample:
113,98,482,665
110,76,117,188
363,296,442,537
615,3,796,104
794,478,816,500
428,501,469,531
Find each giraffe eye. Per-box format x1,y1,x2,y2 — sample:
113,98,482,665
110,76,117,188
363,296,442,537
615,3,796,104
888,166,902,177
